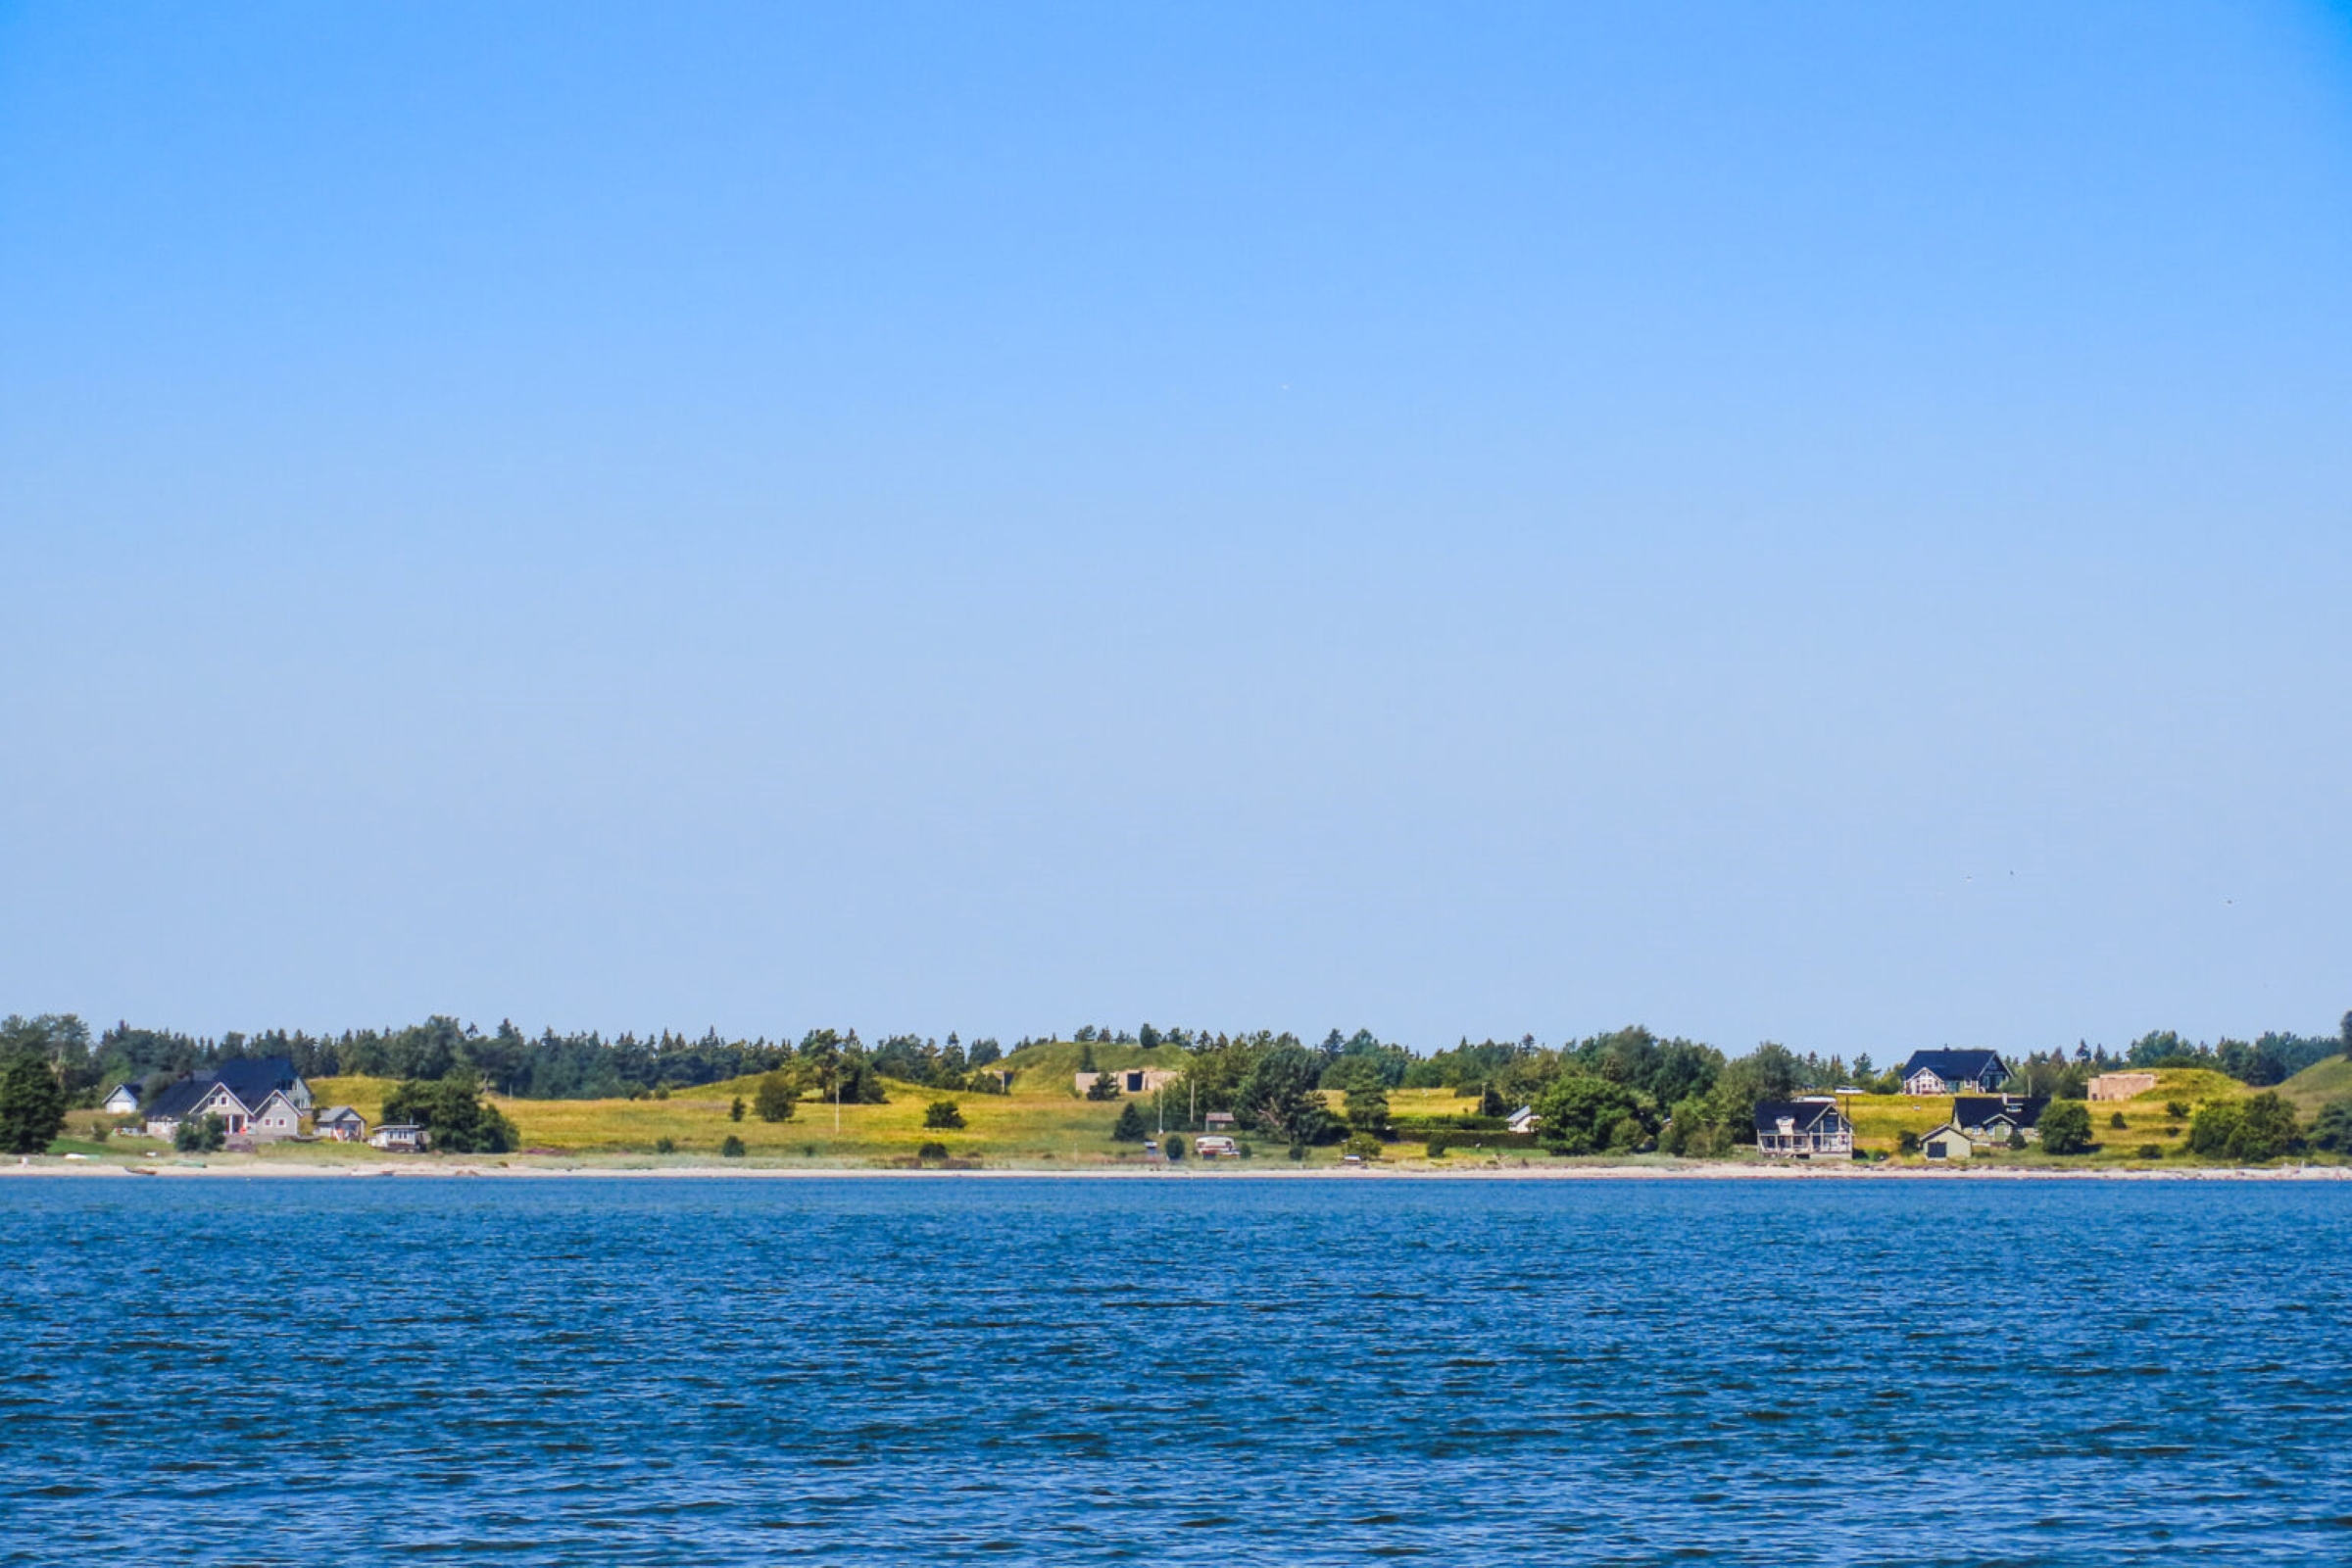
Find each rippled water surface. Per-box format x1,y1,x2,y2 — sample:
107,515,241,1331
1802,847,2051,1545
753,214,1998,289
5,1176,2351,1564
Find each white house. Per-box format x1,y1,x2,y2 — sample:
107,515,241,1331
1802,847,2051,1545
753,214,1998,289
1505,1105,1541,1136
368,1123,427,1152
101,1083,141,1115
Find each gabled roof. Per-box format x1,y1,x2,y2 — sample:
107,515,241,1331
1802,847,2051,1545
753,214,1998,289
144,1076,227,1121
1754,1099,1848,1133
1954,1095,2046,1130
1899,1049,2008,1081
212,1056,304,1106
316,1104,364,1123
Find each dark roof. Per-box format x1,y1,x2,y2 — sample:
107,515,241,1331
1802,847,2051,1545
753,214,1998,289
1899,1050,2008,1081
211,1056,303,1106
1753,1100,1848,1133
144,1077,219,1120
1954,1096,2046,1130
142,1057,303,1121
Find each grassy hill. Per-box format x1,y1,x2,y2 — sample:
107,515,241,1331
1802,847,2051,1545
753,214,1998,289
995,1038,1198,1094
2277,1054,2352,1117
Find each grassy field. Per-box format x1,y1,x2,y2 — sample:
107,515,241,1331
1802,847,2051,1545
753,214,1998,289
44,1054,2350,1168
58,1063,1532,1168
2278,1055,2352,1118
1841,1067,2255,1166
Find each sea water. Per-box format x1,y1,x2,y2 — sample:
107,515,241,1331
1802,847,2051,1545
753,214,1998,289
4,1176,2349,1564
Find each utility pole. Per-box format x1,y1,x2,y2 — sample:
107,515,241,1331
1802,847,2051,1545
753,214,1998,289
834,1069,842,1134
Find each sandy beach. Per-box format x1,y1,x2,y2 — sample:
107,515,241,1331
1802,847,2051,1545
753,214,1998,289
9,1155,2348,1182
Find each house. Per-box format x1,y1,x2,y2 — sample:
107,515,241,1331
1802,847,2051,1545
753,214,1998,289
1072,1068,1181,1098
2088,1072,2158,1102
1194,1135,1238,1158
1898,1050,2011,1096
314,1105,368,1143
141,1057,314,1143
1954,1096,2046,1145
368,1123,427,1152
101,1083,141,1115
1505,1105,1541,1136
1918,1123,1975,1160
1203,1111,1238,1132
1753,1098,1854,1157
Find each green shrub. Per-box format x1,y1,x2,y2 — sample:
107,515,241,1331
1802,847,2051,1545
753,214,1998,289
729,1098,746,1122
1897,1130,1920,1154
654,1137,677,1154
173,1113,226,1154
754,1072,799,1122
1111,1102,1148,1142
1164,1135,1185,1160
2109,1110,2129,1129
2136,1144,2163,1159
923,1100,966,1130
382,1077,518,1153
2191,1092,2298,1162
916,1141,949,1162
1287,1143,1306,1161
1425,1139,1450,1158
654,1086,670,1101
720,1135,746,1158
1341,1133,1382,1158
2039,1100,2094,1155
2165,1100,2192,1120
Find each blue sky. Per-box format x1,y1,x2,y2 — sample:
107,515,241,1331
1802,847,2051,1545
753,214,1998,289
4,1,2349,1055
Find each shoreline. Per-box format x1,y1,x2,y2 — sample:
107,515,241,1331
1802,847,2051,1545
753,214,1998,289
8,1156,2349,1182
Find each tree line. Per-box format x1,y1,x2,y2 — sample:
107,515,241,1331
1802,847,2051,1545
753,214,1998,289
1,1009,2345,1159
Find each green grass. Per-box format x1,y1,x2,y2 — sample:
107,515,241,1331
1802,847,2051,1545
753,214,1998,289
994,1038,1198,1094
1843,1067,2270,1167
2277,1055,2352,1118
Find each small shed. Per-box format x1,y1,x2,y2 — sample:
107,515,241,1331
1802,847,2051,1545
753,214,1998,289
315,1106,368,1142
1919,1123,1975,1160
368,1123,427,1152
102,1083,141,1115
1203,1111,1238,1132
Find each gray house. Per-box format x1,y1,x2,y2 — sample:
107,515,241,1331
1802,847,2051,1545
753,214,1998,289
101,1083,142,1115
142,1057,313,1143
314,1105,368,1142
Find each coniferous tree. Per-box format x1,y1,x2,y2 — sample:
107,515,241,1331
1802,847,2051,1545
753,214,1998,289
0,1054,69,1154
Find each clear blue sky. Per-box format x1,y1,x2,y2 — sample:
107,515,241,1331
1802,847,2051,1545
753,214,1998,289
4,2,2349,1056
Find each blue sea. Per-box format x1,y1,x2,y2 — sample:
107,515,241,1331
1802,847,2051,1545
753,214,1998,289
5,1177,2350,1565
